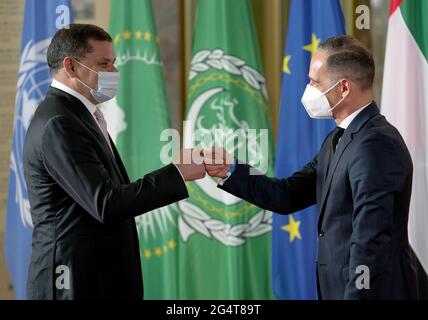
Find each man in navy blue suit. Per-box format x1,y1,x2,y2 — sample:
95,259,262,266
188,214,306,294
203,36,418,300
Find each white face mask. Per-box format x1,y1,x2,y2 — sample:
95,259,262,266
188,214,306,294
74,59,119,103
301,80,345,119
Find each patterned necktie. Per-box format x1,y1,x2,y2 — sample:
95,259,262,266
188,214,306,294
93,108,114,156
331,126,345,153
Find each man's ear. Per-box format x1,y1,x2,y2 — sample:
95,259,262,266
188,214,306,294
341,79,351,98
63,57,76,78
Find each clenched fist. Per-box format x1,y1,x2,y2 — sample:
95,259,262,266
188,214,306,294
173,148,206,181
203,147,235,178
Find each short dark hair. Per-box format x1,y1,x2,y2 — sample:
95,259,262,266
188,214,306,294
318,35,375,91
47,24,112,74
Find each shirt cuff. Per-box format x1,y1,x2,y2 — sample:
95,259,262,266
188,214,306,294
218,158,237,186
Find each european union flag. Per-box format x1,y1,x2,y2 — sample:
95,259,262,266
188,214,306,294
4,0,73,299
272,0,345,300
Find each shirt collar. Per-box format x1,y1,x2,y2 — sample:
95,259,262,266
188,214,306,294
338,102,372,129
51,79,98,116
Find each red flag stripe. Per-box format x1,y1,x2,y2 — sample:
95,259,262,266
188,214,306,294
390,0,404,16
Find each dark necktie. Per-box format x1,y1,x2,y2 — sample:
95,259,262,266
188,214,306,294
331,126,345,153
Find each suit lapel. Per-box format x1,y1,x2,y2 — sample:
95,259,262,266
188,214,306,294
48,87,127,183
77,109,127,184
110,139,130,183
323,139,334,183
318,102,380,230
318,131,353,230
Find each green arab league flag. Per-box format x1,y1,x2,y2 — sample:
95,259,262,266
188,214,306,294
102,0,180,299
179,0,275,299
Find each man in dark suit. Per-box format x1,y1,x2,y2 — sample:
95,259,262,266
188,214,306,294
204,36,418,299
23,24,205,299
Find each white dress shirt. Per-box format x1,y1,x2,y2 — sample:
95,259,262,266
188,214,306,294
338,102,372,129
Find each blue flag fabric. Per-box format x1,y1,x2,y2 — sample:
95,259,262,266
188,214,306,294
272,0,345,300
4,0,73,299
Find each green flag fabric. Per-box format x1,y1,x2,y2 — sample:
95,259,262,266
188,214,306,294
179,0,275,299
103,0,180,299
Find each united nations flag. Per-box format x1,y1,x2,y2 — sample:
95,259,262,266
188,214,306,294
4,0,73,299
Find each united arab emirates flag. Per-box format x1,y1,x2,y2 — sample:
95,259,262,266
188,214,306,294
381,0,428,298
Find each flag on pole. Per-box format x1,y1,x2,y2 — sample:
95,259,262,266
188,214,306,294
4,0,73,299
180,0,275,299
102,0,179,299
381,0,428,297
272,0,345,300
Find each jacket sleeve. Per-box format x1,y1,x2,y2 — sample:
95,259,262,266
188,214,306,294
218,155,319,215
41,115,188,224
345,132,409,299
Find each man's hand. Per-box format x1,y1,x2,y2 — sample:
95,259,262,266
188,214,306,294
203,147,235,178
174,148,206,181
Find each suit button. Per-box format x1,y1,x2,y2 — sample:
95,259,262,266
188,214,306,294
319,231,325,237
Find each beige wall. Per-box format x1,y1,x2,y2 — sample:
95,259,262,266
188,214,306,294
73,0,111,31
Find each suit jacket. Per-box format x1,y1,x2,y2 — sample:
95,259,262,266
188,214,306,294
219,103,418,300
23,87,188,299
